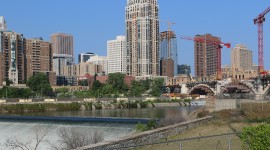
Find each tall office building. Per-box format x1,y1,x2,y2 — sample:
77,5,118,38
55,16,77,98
51,33,74,79
160,31,178,76
51,33,74,58
26,38,55,85
0,31,25,85
0,16,7,31
194,34,221,78
126,0,159,76
78,52,95,64
231,44,253,71
53,54,73,75
107,36,127,74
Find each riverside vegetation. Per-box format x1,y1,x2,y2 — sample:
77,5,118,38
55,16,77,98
138,102,270,150
1,73,165,99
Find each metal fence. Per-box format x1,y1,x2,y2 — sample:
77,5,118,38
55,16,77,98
114,133,242,150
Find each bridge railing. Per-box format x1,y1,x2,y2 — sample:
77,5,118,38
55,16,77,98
215,93,255,100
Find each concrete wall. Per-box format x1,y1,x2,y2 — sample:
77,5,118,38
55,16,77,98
78,116,212,150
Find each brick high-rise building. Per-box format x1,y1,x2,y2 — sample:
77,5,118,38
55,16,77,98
194,34,221,79
160,58,174,77
126,0,159,76
51,33,74,58
0,31,25,85
26,38,55,85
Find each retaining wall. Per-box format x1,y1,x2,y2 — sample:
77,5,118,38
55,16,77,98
78,116,213,150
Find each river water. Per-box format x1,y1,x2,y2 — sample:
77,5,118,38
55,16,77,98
0,106,200,150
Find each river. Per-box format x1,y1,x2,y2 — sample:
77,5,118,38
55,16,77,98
0,106,200,150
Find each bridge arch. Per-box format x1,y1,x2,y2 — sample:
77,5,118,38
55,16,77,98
188,84,216,95
221,82,256,94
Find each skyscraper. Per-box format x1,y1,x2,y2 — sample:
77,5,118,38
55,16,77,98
107,36,127,74
194,34,220,78
51,33,74,78
0,16,7,31
126,0,159,76
231,44,253,71
0,31,25,85
160,31,178,76
51,33,74,58
26,38,55,85
0,32,55,86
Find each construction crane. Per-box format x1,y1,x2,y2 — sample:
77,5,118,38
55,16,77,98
160,20,176,58
180,36,231,80
254,6,270,74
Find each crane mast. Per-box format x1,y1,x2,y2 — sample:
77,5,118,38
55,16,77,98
254,6,270,74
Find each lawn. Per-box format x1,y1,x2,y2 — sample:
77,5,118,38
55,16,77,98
134,102,270,150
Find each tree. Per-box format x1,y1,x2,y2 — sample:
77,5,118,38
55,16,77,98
140,79,151,92
26,73,53,97
150,78,164,97
108,73,128,93
5,79,13,86
240,123,270,150
92,80,102,91
102,84,113,96
4,125,48,150
130,81,143,97
50,127,104,150
78,79,88,86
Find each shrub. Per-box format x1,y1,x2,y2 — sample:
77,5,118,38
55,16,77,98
240,123,270,150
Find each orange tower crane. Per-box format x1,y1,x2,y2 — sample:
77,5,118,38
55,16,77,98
180,36,231,80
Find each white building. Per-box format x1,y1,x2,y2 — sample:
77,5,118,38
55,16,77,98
107,36,127,74
87,55,108,75
126,0,160,76
0,16,7,31
231,44,253,71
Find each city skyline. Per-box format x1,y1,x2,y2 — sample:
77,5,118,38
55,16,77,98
1,1,270,73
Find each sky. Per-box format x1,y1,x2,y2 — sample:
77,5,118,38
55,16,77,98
1,0,270,73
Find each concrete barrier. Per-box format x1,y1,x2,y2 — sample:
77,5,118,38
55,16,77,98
84,98,96,102
145,97,157,101
0,100,6,103
19,99,32,103
44,99,57,102
116,98,128,102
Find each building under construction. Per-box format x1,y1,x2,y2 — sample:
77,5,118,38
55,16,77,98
125,0,159,76
160,31,178,76
194,34,221,80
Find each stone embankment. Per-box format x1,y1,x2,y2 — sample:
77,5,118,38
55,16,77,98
78,116,213,150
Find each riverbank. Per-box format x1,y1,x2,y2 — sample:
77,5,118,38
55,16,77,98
0,99,196,114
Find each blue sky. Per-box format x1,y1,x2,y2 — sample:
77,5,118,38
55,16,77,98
1,0,270,73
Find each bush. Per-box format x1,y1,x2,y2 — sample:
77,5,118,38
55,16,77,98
197,110,209,118
240,123,270,150
135,120,157,132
